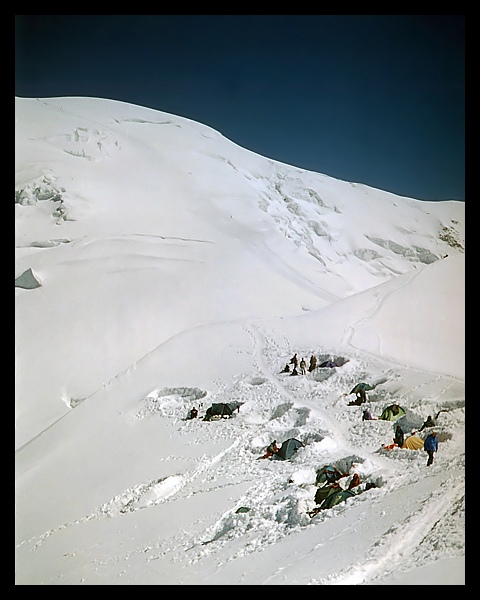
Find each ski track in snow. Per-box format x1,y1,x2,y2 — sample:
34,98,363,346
17,322,465,584
318,477,465,585
15,98,465,584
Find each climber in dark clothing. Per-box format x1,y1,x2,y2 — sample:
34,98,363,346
356,387,367,403
394,425,404,447
187,407,198,420
424,432,439,466
419,415,436,431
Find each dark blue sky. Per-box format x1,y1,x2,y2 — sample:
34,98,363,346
15,15,465,201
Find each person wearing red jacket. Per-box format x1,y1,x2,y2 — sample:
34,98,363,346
348,473,360,490
259,440,279,460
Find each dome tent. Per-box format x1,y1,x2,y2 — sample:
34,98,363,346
203,402,241,421
379,404,406,422
308,486,357,518
319,488,356,510
349,382,375,395
402,435,424,450
314,483,341,504
275,438,304,460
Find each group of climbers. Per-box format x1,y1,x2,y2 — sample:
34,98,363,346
280,353,312,376
360,400,441,466
256,439,377,517
381,424,439,466
280,353,343,376
344,379,443,467
184,350,444,527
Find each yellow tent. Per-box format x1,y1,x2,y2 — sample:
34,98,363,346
402,435,424,450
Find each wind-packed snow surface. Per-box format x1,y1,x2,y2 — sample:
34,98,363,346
15,97,465,585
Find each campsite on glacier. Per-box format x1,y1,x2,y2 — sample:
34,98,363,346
15,96,464,585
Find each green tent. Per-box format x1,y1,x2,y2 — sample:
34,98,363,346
235,506,250,514
314,483,341,504
379,404,406,422
319,488,356,510
350,382,375,395
275,438,304,460
203,402,241,421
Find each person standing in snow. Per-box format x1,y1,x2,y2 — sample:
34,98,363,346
419,415,436,431
394,425,404,447
424,431,439,466
357,387,367,403
289,353,298,368
349,383,370,404
300,358,307,375
308,355,317,372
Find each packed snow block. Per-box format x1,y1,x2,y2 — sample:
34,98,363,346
396,409,424,432
311,369,335,383
15,268,41,289
418,428,452,443
318,356,349,368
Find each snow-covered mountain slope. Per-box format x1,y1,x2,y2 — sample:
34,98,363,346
15,97,464,447
15,97,464,585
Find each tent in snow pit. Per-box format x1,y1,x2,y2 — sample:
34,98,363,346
318,356,349,368
314,483,342,504
350,382,375,395
203,402,241,421
275,438,304,460
379,404,406,422
319,488,356,510
402,435,424,450
313,488,356,512
315,464,344,485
